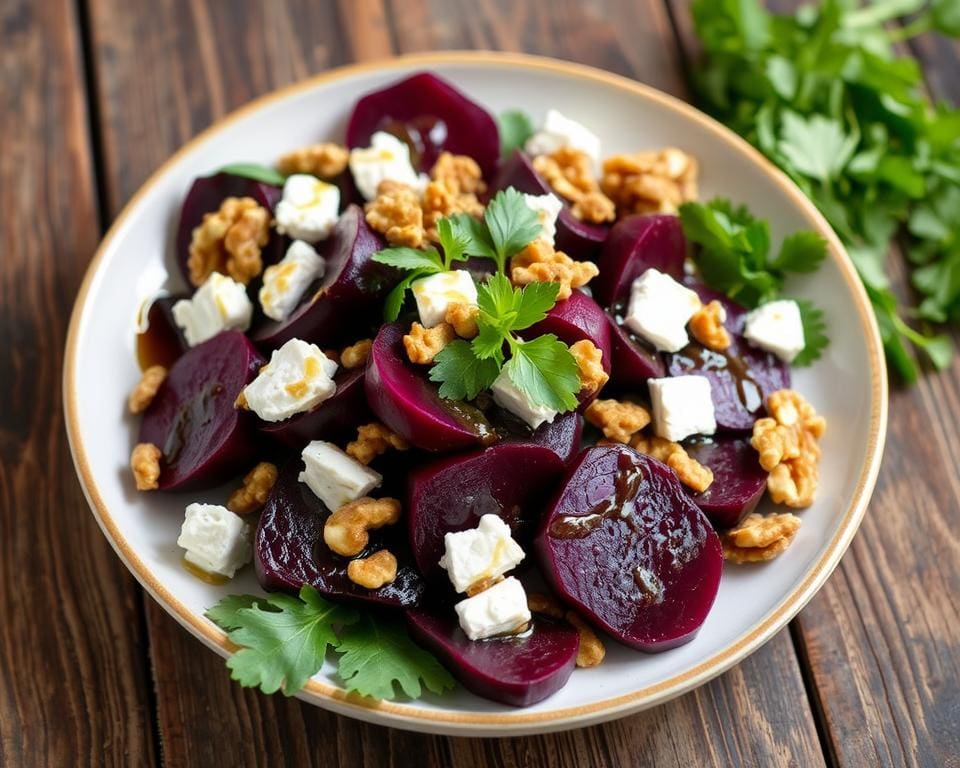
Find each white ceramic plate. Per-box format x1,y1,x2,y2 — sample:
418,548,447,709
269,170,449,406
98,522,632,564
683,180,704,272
64,52,887,737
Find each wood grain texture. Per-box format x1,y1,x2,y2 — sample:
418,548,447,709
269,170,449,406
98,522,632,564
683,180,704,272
0,0,157,765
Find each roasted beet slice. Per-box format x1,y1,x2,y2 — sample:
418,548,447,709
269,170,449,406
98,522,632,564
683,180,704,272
493,150,608,260
408,443,565,580
136,294,187,370
536,445,722,652
259,367,370,447
175,172,284,286
255,462,423,608
501,410,583,465
346,72,500,180
138,331,263,491
604,311,666,387
406,610,578,707
685,437,767,529
366,322,496,452
253,206,394,349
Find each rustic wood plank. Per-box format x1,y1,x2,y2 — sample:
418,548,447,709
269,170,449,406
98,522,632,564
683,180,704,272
0,0,158,765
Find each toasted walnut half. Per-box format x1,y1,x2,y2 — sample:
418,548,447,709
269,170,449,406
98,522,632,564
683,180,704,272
630,434,714,493
128,365,167,414
510,239,599,300
689,300,731,352
346,422,410,466
722,512,801,563
340,338,372,370
188,197,270,286
570,340,609,396
131,442,162,491
584,398,651,444
527,592,566,620
323,497,402,557
532,148,615,224
601,148,698,216
346,549,398,589
276,142,349,178
227,462,278,515
444,302,479,339
403,321,456,365
364,180,425,248
566,611,605,668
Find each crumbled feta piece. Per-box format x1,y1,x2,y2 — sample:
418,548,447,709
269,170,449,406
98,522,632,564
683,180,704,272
454,577,532,641
525,109,603,172
624,269,702,353
743,299,806,362
348,131,427,201
177,503,251,578
259,240,325,322
172,272,253,347
648,376,716,442
275,174,340,242
411,270,478,328
241,338,337,422
439,514,526,594
522,192,564,246
298,440,382,511
490,370,558,430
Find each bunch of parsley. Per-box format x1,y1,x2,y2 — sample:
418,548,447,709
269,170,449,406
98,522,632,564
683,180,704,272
690,0,960,382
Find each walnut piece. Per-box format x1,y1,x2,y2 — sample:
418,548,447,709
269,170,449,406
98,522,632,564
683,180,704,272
323,497,402,557
722,512,801,563
689,300,731,351
570,340,609,396
227,462,278,515
601,148,699,216
444,302,479,339
403,321,456,364
276,142,349,178
346,422,410,465
128,365,167,414
188,196,270,286
465,575,504,598
630,434,714,493
527,592,566,619
584,398,651,443
421,152,486,239
341,338,372,370
364,181,424,247
510,239,599,300
532,148,615,224
566,611,605,668
346,549,398,589
430,152,486,195
131,442,162,491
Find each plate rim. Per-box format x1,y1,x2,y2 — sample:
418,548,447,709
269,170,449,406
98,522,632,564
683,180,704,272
63,50,888,735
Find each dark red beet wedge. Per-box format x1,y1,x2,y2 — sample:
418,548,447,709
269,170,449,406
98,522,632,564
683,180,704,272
407,443,565,580
138,331,264,491
502,410,583,465
536,444,722,652
252,206,395,349
685,437,768,529
346,72,500,180
406,609,579,707
255,462,423,608
366,322,496,452
604,311,666,387
136,294,187,370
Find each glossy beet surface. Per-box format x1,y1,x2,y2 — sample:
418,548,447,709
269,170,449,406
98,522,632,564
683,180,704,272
493,151,608,260
175,172,283,286
502,410,583,465
346,72,500,181
259,367,370,447
255,462,423,608
406,610,578,707
366,322,495,452
138,331,263,491
536,445,723,651
253,206,394,349
408,443,565,580
605,312,666,387
136,294,187,370
685,438,768,529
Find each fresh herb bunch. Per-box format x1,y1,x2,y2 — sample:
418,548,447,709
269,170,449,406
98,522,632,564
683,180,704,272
690,0,959,381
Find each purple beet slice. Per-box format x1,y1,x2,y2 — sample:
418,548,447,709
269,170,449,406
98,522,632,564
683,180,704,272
366,322,496,452
493,150,609,260
406,609,578,707
407,443,565,580
503,410,583,465
253,205,395,349
536,444,722,652
175,172,284,286
346,72,500,181
136,294,187,370
685,437,767,529
138,330,264,491
259,367,370,447
604,311,666,387
255,461,423,608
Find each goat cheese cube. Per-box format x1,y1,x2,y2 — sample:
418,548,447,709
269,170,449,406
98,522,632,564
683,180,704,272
525,109,603,172
411,270,478,328
172,272,253,347
624,269,702,353
241,338,338,422
490,370,558,430
298,440,382,511
348,131,427,201
259,240,325,322
743,299,805,362
439,514,526,594
275,174,340,242
454,577,532,641
648,375,716,442
177,503,251,578
522,192,564,246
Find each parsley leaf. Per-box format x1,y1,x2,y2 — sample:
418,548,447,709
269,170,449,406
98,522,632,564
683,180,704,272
497,109,535,161
430,340,500,399
436,217,471,267
483,188,543,272
513,281,561,329
373,247,444,273
778,112,857,183
771,231,828,274
218,162,287,186
793,300,829,367
382,269,430,322
505,334,580,412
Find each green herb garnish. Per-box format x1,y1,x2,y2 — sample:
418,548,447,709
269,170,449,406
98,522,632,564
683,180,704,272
496,109,535,161
217,162,287,186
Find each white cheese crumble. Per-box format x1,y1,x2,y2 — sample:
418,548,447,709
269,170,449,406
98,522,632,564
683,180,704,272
522,192,564,247
648,375,716,442
348,131,428,201
743,299,806,362
275,174,340,242
411,269,478,328
525,109,603,173
298,440,382,511
454,576,532,641
490,370,558,430
241,338,338,422
177,503,251,578
171,272,253,347
259,239,325,322
439,514,526,594
624,268,702,353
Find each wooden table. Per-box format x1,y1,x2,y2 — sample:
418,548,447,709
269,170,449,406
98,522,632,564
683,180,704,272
3,1,958,764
